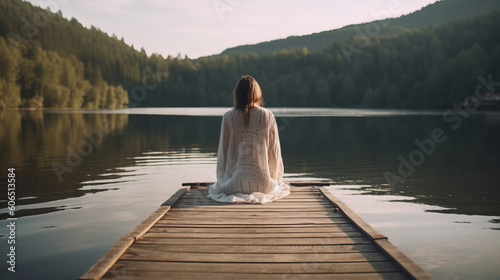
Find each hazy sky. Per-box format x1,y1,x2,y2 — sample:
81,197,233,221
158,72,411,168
26,0,437,58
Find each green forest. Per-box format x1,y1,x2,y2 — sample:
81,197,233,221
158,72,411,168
155,11,500,108
221,0,500,55
0,0,499,109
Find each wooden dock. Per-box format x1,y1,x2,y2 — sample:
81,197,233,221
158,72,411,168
80,182,433,280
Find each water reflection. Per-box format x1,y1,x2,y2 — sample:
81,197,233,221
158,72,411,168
278,116,500,216
1,109,499,218
0,111,222,218
0,108,499,280
0,111,127,218
328,185,500,280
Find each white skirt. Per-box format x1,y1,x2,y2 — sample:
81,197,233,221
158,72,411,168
207,182,290,204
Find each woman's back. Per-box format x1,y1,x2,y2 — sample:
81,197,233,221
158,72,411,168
207,75,289,203
208,107,289,203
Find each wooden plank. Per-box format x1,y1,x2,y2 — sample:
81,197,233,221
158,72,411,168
157,217,349,225
173,203,335,208
79,205,173,280
164,211,343,219
173,202,334,208
292,186,319,191
79,187,189,280
180,198,328,203
120,248,389,263
183,192,325,202
289,181,332,186
183,191,322,198
176,198,329,204
177,197,329,203
101,271,410,280
319,187,433,279
150,223,352,228
166,209,340,215
181,182,331,187
185,188,316,195
183,191,322,196
319,187,387,241
83,183,431,280
148,223,350,228
375,239,434,280
137,236,372,245
182,182,212,187
142,231,366,239
285,193,324,197
179,188,320,199
162,186,191,206
149,224,359,233
171,206,336,212
127,243,379,253
160,216,345,222
109,260,400,274
79,236,134,280
127,206,170,241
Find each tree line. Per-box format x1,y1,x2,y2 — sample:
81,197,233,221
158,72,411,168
0,0,164,108
0,37,128,108
221,0,500,56
0,0,499,109
142,10,500,108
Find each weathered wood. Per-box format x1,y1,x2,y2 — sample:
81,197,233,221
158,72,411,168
79,205,173,280
81,182,432,280
79,187,186,280
181,181,331,187
296,188,323,193
149,224,359,233
183,191,322,198
137,236,372,245
128,206,170,241
375,239,434,280
126,243,380,253
109,260,400,274
180,199,330,205
165,210,342,218
183,195,325,201
79,236,134,280
319,187,433,279
101,271,411,280
289,187,319,191
182,198,328,203
171,206,337,212
120,249,389,263
161,186,191,206
157,217,350,225
142,231,366,239
319,187,388,240
182,182,212,187
149,223,352,228
174,199,330,205
288,181,332,186
173,202,334,208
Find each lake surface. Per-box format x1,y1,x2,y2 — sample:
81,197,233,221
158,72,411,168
0,107,499,279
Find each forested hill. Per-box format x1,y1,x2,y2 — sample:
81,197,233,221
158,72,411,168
0,0,167,109
221,0,500,56
147,10,500,108
0,0,499,109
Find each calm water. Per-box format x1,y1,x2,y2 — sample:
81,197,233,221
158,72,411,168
0,108,499,280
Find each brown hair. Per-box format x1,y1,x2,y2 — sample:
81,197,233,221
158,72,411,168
233,75,264,125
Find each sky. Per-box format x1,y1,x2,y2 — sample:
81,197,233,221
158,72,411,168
26,0,438,58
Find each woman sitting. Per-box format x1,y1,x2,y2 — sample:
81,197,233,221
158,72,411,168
207,75,290,203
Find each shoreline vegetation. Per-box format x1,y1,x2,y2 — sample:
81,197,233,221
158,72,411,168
0,0,499,110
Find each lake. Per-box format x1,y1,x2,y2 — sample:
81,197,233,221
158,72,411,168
0,107,499,279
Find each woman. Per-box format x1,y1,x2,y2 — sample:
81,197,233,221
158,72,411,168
207,75,290,203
